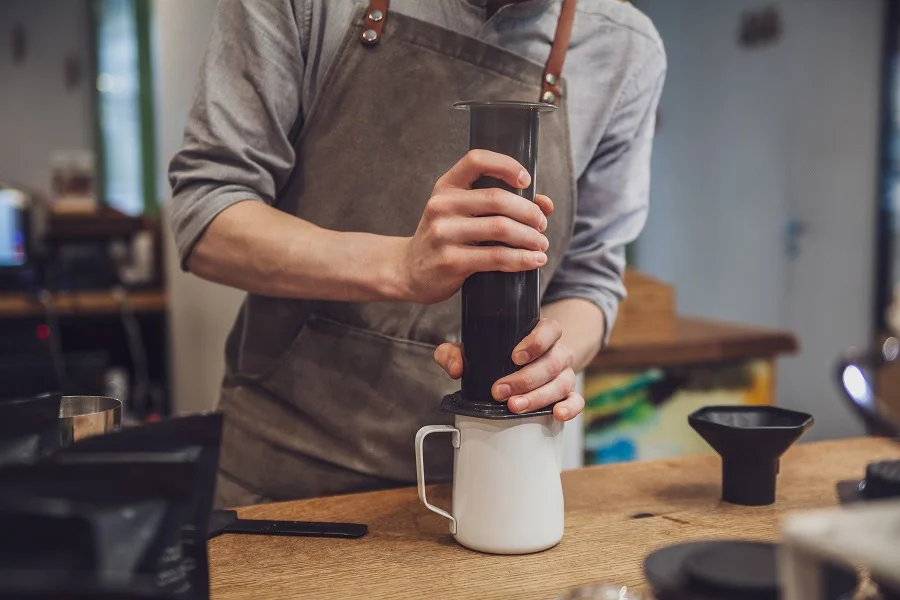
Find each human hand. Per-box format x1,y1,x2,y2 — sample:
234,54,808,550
434,318,585,422
396,150,553,305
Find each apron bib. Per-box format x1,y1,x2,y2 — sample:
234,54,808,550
216,0,578,505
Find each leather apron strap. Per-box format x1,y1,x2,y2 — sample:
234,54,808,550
361,0,578,106
360,0,389,44
540,0,577,105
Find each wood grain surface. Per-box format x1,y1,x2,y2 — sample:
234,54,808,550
209,438,898,600
590,316,799,371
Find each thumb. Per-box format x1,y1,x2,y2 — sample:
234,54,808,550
434,343,464,379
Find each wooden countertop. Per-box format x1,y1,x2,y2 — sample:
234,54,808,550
589,316,799,371
209,437,897,600
0,290,167,318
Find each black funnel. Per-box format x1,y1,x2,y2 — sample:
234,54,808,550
689,405,814,506
442,101,555,420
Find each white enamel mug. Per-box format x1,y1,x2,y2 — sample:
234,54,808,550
415,414,565,554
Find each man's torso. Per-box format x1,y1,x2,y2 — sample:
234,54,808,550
293,0,664,182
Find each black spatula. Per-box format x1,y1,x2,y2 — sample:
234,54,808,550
207,509,368,539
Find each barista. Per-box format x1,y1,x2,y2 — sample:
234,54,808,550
169,0,666,507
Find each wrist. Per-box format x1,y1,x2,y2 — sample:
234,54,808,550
542,298,606,372
372,235,413,302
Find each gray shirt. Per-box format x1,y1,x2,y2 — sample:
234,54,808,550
169,0,666,336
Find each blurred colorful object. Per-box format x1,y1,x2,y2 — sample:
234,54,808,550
583,360,773,465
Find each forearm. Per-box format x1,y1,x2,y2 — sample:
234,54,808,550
542,298,606,372
186,201,408,302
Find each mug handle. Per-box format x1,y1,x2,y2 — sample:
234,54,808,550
414,425,460,534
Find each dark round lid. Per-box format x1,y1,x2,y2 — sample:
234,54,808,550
644,541,722,599
862,460,900,500
683,542,779,599
644,541,779,600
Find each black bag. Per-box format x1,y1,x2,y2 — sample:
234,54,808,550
58,414,222,529
0,495,96,572
0,571,177,599
0,573,176,600
0,456,200,600
54,413,224,597
0,497,168,599
0,393,62,465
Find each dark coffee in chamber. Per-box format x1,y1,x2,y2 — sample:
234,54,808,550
461,272,539,403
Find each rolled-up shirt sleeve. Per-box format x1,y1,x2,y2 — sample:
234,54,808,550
543,53,666,345
168,0,306,269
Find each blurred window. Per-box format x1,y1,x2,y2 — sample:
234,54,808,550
92,0,156,216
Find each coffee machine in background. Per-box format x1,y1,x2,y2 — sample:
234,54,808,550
0,184,170,421
0,187,41,292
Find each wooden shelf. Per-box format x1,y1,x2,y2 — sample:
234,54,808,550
0,290,167,318
590,315,798,371
47,208,157,241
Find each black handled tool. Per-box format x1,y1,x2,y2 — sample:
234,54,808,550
207,509,368,540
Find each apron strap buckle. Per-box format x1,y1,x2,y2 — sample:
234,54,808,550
541,73,562,106
540,0,577,105
361,0,389,45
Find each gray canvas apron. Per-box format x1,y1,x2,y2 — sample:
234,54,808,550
215,0,579,507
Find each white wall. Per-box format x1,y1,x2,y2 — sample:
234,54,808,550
0,0,92,196
778,2,881,440
633,0,792,325
154,0,245,414
634,0,882,440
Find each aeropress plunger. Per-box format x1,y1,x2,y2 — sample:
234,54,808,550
441,101,557,419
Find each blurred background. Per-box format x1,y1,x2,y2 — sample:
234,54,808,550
0,0,895,466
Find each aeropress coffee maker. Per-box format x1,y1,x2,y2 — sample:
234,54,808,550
415,101,564,555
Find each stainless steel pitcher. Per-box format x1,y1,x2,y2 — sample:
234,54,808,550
59,396,122,445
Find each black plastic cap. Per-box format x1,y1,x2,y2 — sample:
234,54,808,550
440,391,552,420
861,459,900,500
689,405,814,506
